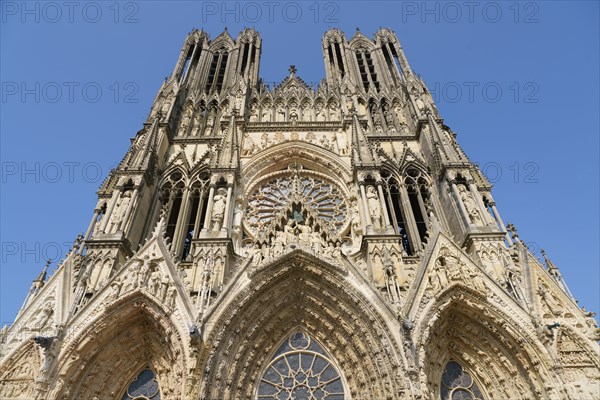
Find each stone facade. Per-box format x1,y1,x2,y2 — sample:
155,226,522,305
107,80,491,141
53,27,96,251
0,28,598,400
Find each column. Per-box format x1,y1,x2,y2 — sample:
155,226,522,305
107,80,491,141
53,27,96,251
376,183,393,231
192,190,205,239
359,184,372,227
202,186,216,230
400,184,421,252
173,187,191,254
490,201,512,245
99,189,122,233
83,209,100,240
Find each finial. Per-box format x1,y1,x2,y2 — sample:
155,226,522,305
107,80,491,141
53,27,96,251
289,65,296,77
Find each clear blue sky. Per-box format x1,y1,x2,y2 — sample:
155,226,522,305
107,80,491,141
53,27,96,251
1,1,598,324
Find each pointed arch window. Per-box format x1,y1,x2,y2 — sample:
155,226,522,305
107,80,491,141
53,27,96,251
440,360,485,400
121,368,161,400
257,331,346,399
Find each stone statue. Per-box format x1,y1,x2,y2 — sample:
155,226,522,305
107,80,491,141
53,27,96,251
204,108,216,136
458,185,483,225
384,109,396,132
211,188,228,232
284,219,297,244
179,103,193,135
366,186,384,231
242,133,255,156
249,103,258,122
336,128,349,155
31,302,53,330
110,190,132,232
297,223,312,245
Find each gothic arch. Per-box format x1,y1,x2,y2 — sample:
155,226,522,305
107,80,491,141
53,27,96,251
241,142,353,193
198,250,408,399
49,292,187,400
416,287,559,400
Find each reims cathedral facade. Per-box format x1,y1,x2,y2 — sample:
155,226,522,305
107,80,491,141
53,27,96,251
1,28,598,400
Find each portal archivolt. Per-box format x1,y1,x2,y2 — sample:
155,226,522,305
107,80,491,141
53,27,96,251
200,252,408,400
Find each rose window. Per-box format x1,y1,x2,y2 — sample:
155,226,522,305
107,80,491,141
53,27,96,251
440,360,485,400
257,331,346,400
244,166,348,238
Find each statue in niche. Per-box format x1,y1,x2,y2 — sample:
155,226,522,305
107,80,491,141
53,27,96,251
191,109,202,136
384,108,397,133
289,108,299,122
276,104,285,122
329,102,341,120
415,96,426,113
161,90,174,115
366,185,384,231
261,106,272,122
458,185,483,225
211,188,228,232
110,190,132,233
394,103,408,132
336,128,349,155
372,108,383,132
204,107,216,136
179,103,193,135
234,90,243,111
302,103,312,121
249,103,259,122
241,133,255,156
315,103,325,121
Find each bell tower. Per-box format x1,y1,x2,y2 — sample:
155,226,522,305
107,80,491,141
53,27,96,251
1,28,598,400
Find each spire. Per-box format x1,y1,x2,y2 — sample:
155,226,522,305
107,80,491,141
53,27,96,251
350,108,374,166
33,259,51,288
217,110,240,170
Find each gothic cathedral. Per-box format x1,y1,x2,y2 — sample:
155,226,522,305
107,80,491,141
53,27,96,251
1,28,598,400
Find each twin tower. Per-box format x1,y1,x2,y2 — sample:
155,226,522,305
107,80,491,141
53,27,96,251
1,28,598,400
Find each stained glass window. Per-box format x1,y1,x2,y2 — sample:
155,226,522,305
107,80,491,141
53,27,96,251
121,369,161,400
440,360,485,400
257,331,346,400
245,171,348,237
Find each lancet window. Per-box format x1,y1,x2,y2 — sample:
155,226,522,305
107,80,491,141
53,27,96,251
205,47,229,94
380,167,433,255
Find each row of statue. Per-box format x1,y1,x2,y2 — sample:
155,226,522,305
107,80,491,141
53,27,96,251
245,219,343,265
241,130,349,157
248,101,342,123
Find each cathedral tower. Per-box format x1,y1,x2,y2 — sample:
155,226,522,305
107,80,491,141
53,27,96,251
1,28,598,400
